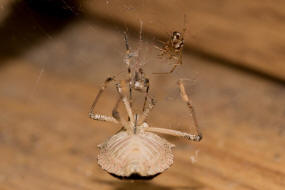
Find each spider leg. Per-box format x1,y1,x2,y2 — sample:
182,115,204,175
177,79,202,139
168,63,179,74
144,79,202,142
153,52,182,75
111,96,121,121
155,39,170,56
136,68,150,112
142,78,150,112
168,54,182,73
144,127,201,141
111,96,129,129
139,97,156,124
157,49,167,58
154,45,164,54
89,113,119,124
88,77,119,124
158,39,167,44
116,80,134,124
123,32,134,108
152,64,178,75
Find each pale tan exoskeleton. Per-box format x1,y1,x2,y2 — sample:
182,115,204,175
88,25,202,180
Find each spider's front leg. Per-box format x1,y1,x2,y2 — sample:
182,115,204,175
89,77,119,124
154,44,167,57
123,31,137,108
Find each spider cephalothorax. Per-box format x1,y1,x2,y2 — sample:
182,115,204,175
171,31,184,51
154,16,187,74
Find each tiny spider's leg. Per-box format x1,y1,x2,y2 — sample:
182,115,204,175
152,63,179,75
153,48,183,75
168,61,180,74
144,127,202,141
177,79,202,138
154,45,166,57
168,52,183,73
139,97,156,124
116,80,134,123
169,63,179,74
153,56,181,74
88,77,119,124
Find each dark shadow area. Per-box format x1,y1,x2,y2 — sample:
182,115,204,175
110,172,161,180
84,12,285,86
0,0,80,65
91,178,203,190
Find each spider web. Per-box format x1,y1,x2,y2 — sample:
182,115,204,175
0,0,200,158
22,0,200,139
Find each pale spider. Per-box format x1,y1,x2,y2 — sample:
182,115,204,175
88,28,202,180
154,15,187,74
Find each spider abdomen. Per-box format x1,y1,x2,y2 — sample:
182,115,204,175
97,131,175,179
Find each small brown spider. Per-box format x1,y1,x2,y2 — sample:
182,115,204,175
154,15,187,74
88,26,202,180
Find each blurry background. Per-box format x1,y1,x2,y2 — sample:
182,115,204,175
0,0,285,190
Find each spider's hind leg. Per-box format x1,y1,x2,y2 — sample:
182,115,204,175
143,79,202,142
153,51,182,75
145,127,202,142
177,79,202,139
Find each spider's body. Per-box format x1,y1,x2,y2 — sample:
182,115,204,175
159,31,184,61
154,16,187,74
171,31,184,52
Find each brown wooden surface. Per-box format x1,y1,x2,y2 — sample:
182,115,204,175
0,1,285,190
0,19,285,189
83,0,285,81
